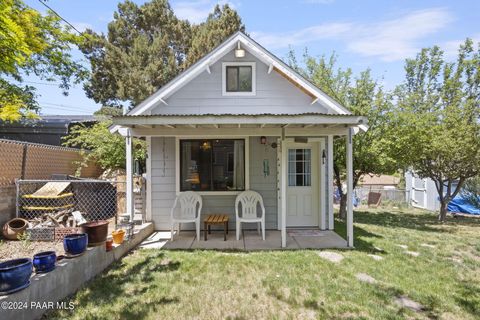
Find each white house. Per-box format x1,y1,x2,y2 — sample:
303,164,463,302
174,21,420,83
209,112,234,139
111,32,367,248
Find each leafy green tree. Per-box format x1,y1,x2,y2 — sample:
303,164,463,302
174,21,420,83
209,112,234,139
295,53,397,218
392,39,480,221
0,0,87,121
461,176,480,210
64,120,146,171
81,0,243,108
185,4,244,67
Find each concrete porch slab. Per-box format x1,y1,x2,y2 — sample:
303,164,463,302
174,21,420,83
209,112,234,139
191,232,243,250
142,229,348,250
291,230,348,249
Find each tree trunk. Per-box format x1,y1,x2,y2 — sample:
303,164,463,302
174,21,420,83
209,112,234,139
438,200,448,222
339,194,347,219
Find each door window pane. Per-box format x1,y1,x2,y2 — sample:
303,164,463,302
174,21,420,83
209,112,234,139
288,149,311,186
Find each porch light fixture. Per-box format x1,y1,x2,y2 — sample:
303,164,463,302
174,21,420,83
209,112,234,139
322,149,326,164
235,42,245,58
260,136,267,144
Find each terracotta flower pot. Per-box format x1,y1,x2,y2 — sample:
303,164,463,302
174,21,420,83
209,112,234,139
2,218,29,240
81,220,109,246
112,229,125,244
105,239,113,251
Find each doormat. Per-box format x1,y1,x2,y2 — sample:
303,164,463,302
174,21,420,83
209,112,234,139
287,230,326,237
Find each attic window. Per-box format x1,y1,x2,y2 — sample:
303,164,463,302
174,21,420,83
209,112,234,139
222,62,256,96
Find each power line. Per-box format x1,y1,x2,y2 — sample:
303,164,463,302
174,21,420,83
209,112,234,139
36,0,83,35
40,101,98,111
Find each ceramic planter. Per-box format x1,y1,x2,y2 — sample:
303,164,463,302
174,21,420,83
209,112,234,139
112,229,125,244
81,220,109,246
63,233,88,256
2,218,29,240
105,239,113,252
32,251,56,273
0,258,32,295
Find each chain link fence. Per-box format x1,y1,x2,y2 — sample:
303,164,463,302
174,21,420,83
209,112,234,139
16,179,123,221
0,139,102,186
355,187,411,208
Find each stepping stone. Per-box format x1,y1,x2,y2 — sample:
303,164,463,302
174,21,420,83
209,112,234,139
356,273,377,284
396,244,408,249
318,251,344,263
420,243,435,248
368,254,384,261
405,251,420,257
373,246,385,253
395,295,424,312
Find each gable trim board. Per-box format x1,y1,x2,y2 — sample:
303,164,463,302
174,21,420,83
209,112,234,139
125,32,351,118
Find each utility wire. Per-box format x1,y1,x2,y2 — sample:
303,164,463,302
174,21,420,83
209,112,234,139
36,0,84,35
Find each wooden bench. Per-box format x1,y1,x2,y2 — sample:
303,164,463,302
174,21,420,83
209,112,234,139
204,214,229,241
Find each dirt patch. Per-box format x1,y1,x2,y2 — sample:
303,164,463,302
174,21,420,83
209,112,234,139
0,239,65,262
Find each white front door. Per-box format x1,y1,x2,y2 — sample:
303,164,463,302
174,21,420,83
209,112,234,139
286,143,319,227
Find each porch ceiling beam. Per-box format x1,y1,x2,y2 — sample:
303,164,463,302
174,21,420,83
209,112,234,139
163,124,175,129
113,115,366,127
129,126,350,137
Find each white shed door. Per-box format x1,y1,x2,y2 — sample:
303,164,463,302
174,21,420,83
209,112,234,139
286,143,319,227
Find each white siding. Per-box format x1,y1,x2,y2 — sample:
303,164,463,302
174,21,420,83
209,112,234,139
149,136,278,230
151,50,329,115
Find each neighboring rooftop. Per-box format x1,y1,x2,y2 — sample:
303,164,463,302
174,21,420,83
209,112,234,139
0,115,97,146
359,174,400,186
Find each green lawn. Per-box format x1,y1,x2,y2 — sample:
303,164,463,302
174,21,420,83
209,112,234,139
48,209,479,319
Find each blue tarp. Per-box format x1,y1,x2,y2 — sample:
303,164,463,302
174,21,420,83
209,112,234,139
448,196,480,215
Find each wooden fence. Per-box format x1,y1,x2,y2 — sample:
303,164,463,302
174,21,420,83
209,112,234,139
0,139,102,186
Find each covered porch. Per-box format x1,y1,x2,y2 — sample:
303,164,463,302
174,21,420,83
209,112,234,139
114,113,365,249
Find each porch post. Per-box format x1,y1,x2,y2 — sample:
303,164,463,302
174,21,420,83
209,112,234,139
346,128,354,247
327,135,334,230
280,132,287,248
125,128,134,222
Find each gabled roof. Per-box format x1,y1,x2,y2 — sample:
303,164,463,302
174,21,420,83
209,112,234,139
127,31,352,116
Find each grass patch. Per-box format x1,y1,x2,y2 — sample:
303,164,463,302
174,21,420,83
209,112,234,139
47,209,480,319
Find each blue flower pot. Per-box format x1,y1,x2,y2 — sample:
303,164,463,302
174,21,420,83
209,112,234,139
0,258,32,295
63,233,88,256
33,251,56,273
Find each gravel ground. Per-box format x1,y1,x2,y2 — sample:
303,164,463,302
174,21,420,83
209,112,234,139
0,239,65,262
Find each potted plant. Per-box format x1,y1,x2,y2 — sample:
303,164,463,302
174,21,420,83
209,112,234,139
81,220,109,246
0,258,32,295
112,229,125,244
32,251,56,273
63,233,88,256
2,218,29,240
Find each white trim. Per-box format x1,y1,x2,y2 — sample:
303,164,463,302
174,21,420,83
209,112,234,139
327,135,334,230
280,138,287,248
126,32,351,117
221,62,256,96
146,136,152,222
175,136,250,195
346,128,354,247
125,129,134,221
319,139,326,230
277,138,282,231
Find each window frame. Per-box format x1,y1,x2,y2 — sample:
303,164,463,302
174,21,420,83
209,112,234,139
222,62,256,96
175,136,250,195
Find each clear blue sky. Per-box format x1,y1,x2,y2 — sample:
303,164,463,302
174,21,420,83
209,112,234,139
24,0,480,115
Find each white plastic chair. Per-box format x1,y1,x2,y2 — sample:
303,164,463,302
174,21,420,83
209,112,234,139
235,190,265,241
170,191,202,241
